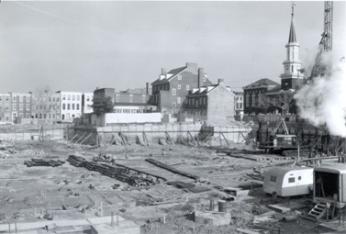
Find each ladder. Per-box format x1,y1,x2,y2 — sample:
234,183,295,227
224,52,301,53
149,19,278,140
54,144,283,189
307,202,327,220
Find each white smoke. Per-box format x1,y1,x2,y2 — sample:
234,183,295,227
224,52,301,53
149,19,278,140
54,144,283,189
294,52,346,137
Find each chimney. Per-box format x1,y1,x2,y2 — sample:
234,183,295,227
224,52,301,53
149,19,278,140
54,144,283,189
217,79,224,85
161,68,167,75
198,68,205,88
186,62,198,73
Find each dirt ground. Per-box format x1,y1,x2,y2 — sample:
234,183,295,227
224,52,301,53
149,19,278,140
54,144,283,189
0,140,326,233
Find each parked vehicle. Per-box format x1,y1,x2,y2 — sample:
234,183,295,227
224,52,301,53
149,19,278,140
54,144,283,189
263,166,313,197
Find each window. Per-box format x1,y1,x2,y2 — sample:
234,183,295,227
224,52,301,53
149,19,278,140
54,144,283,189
177,97,181,104
177,75,182,81
72,103,75,110
270,176,277,182
77,104,80,110
298,176,302,181
62,103,66,110
288,177,295,183
172,88,176,96
67,104,70,110
177,84,181,90
72,95,75,101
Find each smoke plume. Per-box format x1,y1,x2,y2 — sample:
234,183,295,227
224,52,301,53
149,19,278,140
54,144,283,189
294,52,346,137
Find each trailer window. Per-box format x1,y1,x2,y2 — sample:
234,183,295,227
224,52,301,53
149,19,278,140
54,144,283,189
298,176,302,180
270,176,277,182
288,177,295,183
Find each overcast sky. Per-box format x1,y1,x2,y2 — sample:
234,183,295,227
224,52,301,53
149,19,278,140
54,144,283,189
0,1,345,93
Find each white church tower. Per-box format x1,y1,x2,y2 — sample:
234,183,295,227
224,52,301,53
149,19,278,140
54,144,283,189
280,3,304,90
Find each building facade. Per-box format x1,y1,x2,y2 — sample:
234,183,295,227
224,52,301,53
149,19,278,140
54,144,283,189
57,91,83,122
150,62,212,114
183,79,235,124
9,92,32,122
243,79,279,114
233,90,244,120
32,90,61,122
82,92,94,114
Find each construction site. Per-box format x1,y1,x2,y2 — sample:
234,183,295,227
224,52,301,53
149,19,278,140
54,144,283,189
1,1,346,234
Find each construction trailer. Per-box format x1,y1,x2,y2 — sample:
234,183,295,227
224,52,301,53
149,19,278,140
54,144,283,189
263,166,313,197
313,163,346,208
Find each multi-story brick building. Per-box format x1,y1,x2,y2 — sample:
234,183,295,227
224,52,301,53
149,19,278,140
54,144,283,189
183,79,235,124
32,90,61,122
0,93,12,122
9,92,32,122
243,78,279,114
150,63,212,115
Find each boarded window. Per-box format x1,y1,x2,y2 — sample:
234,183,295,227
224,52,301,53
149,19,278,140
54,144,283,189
288,177,295,183
270,176,277,182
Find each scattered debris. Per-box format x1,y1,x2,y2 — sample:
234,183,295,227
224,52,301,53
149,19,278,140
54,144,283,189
146,158,200,180
24,158,65,167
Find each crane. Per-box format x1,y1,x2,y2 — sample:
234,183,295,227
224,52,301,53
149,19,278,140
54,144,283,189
309,1,333,79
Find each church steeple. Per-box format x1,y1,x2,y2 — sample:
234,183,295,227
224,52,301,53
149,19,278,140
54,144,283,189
280,2,304,90
288,3,297,43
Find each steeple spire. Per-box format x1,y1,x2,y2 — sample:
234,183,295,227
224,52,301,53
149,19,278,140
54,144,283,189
288,2,297,43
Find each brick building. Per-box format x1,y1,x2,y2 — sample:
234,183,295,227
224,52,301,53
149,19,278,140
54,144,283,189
32,90,61,122
183,79,235,124
9,92,32,122
150,62,212,115
243,79,279,114
243,6,304,115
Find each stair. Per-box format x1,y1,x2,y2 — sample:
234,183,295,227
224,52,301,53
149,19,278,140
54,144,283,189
306,203,327,220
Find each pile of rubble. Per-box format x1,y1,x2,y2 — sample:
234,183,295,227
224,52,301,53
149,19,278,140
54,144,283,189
67,155,166,187
24,158,65,167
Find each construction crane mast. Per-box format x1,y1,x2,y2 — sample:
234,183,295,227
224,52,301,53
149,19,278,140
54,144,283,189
321,1,333,52
308,1,333,80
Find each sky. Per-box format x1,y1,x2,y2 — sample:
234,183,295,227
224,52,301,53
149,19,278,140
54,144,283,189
0,1,345,93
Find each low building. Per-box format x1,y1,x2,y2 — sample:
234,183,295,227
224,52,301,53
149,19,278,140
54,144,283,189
150,62,212,115
183,79,235,124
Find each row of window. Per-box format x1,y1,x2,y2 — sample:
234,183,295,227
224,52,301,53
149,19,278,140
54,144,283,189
187,97,207,107
62,94,81,101
62,103,80,111
270,175,302,183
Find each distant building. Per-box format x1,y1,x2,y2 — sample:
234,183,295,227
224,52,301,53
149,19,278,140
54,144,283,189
32,90,61,122
183,79,235,124
242,5,304,115
0,93,11,122
82,92,93,114
243,78,279,114
233,90,244,120
92,88,115,115
9,92,32,122
150,62,212,115
56,91,83,122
